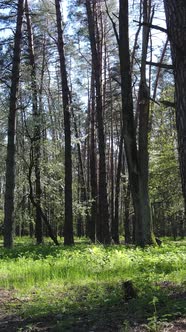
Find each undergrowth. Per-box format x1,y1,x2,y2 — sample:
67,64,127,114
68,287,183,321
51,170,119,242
0,238,185,331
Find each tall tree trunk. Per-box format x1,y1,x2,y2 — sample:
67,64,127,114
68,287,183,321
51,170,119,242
114,129,124,244
137,0,153,244
70,92,87,236
124,183,131,244
108,63,116,243
119,0,154,247
28,148,59,245
89,72,97,242
86,0,110,244
25,0,43,244
55,0,74,245
163,0,186,237
110,117,116,242
3,0,24,248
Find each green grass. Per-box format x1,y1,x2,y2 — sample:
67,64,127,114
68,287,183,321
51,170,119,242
0,238,186,330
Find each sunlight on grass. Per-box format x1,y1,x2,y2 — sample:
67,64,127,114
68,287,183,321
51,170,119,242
0,238,185,327
0,240,185,290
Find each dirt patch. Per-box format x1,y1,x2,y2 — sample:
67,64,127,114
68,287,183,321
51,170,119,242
0,288,186,331
0,288,17,315
0,314,55,332
0,289,20,331
0,288,54,331
164,318,186,331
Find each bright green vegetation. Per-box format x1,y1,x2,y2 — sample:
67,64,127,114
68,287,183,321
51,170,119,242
0,238,186,331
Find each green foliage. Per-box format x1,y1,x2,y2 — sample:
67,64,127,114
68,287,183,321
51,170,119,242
149,86,184,236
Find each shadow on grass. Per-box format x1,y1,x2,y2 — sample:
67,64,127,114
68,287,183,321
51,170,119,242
0,240,93,260
0,237,185,262
11,280,186,331
0,239,137,261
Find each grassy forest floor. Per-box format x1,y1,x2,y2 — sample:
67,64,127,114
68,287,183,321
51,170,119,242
0,237,185,331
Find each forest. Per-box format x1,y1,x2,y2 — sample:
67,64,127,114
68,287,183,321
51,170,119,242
0,0,185,331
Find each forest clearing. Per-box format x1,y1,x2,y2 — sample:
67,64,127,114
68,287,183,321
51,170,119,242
0,238,185,331
1,0,186,330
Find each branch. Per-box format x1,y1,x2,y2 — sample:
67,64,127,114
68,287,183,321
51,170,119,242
149,97,160,106
133,20,167,34
0,78,11,89
104,0,119,46
153,37,169,100
160,100,176,108
112,12,119,20
112,76,121,86
77,36,92,66
146,61,173,70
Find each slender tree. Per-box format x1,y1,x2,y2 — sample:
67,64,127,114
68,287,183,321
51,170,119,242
88,71,97,242
86,0,110,244
25,0,43,244
55,0,74,245
137,0,153,244
113,128,124,244
3,0,24,248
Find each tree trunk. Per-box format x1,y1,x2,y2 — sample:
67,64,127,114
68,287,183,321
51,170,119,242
123,182,131,244
164,0,186,237
86,0,110,244
108,64,117,243
119,0,154,247
3,0,24,248
55,0,74,245
113,128,124,244
88,72,97,242
70,93,87,237
137,0,153,245
28,149,59,246
25,0,43,244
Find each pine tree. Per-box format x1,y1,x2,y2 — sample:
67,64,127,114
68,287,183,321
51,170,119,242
3,0,24,248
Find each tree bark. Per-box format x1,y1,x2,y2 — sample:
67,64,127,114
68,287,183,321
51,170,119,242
113,128,124,244
55,0,74,245
164,0,186,237
88,72,97,242
86,0,110,244
124,183,131,244
137,0,153,245
108,63,117,243
28,148,59,245
119,0,154,247
25,0,43,244
3,0,24,248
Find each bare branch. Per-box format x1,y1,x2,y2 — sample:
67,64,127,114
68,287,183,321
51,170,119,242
160,100,176,108
153,37,169,100
146,61,173,70
133,20,167,34
104,0,119,46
